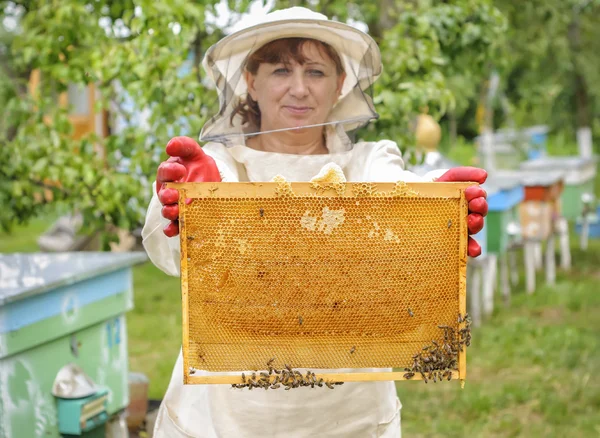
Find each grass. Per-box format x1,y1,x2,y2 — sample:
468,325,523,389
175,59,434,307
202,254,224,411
126,263,182,399
398,242,600,437
2,136,599,436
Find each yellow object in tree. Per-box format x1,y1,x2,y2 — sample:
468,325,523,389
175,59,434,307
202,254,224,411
415,113,442,151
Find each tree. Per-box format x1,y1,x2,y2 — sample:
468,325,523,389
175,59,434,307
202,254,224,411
0,0,251,237
495,0,600,133
1,0,505,238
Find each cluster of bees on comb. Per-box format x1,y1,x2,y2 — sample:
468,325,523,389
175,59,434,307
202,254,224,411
232,358,344,390
403,313,472,384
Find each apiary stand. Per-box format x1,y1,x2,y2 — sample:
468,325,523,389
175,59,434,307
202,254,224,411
494,171,567,294
520,156,596,252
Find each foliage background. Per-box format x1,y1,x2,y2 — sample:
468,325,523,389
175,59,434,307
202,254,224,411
3,0,599,235
1,0,510,236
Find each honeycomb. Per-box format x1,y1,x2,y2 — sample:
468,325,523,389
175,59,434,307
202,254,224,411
168,181,471,383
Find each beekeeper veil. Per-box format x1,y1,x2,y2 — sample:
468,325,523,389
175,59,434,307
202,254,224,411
199,7,382,153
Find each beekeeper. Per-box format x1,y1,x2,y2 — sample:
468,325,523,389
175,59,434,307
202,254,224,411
142,7,488,438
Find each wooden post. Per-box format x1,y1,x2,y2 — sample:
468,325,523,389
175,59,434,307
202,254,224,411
524,241,536,294
534,242,543,271
508,249,519,287
557,218,571,270
482,254,497,317
500,252,511,307
545,237,556,286
580,215,589,250
468,261,483,327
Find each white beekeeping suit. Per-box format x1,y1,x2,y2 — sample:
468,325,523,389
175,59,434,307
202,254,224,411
142,7,445,438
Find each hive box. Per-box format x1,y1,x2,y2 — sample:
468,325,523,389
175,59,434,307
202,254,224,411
520,156,596,221
0,252,146,437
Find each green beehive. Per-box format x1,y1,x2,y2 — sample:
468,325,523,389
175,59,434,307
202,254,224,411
482,176,525,254
520,156,597,220
0,252,146,438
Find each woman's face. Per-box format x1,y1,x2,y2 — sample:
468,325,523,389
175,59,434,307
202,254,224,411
245,42,346,133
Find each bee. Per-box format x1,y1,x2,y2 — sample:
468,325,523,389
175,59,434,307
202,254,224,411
284,385,292,391
447,220,452,228
408,308,414,317
403,372,415,379
259,208,264,217
285,364,293,372
325,381,335,389
349,346,356,354
447,373,452,381
271,383,281,389
187,235,195,241
198,353,206,362
267,357,276,366
242,373,246,383
189,367,196,375
260,372,269,379
298,315,303,325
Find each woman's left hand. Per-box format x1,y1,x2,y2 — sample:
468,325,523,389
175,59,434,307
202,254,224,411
436,167,488,258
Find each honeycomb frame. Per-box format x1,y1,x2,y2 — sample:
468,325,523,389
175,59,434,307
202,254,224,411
167,181,473,385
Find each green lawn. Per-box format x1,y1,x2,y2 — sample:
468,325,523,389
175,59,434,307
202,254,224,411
2,137,599,437
398,242,600,438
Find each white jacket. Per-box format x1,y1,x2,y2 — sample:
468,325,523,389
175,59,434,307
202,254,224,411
142,140,445,438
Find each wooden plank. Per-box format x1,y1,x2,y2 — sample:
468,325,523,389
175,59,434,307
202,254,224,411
166,182,475,199
458,190,468,382
187,370,460,384
180,194,191,385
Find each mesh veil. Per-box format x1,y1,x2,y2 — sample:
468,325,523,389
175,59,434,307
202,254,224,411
199,18,382,152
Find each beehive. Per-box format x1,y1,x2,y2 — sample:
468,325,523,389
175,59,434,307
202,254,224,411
167,181,473,385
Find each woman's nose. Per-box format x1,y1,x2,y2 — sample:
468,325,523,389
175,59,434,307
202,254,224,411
288,71,309,98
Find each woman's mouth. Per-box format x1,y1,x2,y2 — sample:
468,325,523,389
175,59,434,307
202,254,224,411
284,106,312,115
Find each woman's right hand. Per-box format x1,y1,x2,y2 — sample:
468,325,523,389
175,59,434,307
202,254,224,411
156,136,222,237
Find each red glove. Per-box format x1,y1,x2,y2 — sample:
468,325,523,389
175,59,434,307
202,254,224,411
156,136,221,237
436,167,488,258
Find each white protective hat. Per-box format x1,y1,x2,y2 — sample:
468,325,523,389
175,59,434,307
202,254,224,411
199,7,382,151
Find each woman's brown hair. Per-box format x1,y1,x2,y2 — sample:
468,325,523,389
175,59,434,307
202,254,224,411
231,38,345,129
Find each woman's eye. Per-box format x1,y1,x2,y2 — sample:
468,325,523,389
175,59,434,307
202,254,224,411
273,68,290,75
308,70,324,77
